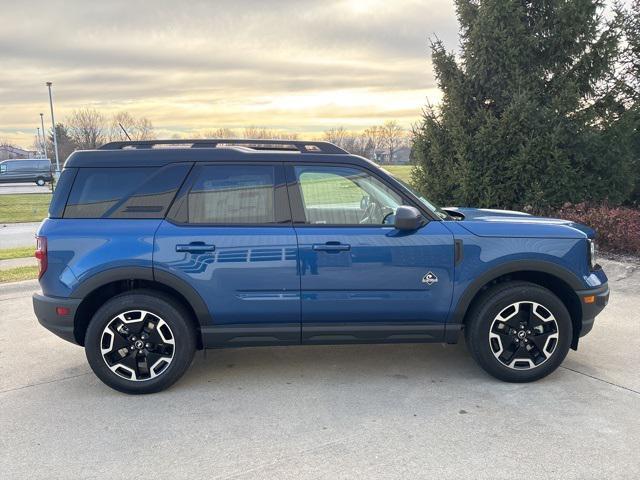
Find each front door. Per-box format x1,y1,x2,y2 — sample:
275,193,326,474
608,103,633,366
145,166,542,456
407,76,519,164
154,163,300,346
286,164,454,343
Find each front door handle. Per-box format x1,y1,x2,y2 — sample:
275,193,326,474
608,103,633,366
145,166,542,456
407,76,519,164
312,242,351,252
176,242,216,253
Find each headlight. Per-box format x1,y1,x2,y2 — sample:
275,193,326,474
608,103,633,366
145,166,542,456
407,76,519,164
588,239,597,270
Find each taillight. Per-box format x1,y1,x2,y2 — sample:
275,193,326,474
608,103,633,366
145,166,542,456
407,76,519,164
35,236,47,279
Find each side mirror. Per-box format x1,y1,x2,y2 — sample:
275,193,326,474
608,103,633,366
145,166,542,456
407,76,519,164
394,206,424,231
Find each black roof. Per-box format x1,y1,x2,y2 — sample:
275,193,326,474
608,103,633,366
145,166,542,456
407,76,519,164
65,139,375,168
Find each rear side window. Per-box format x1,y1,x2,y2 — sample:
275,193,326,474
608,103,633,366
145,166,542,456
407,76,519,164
64,164,190,219
186,165,277,224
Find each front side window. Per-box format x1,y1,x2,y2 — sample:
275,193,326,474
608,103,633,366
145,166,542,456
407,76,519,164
294,165,403,225
187,165,277,224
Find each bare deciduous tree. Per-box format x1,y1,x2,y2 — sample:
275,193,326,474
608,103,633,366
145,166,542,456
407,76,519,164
381,120,405,164
199,128,236,138
364,126,383,161
243,127,298,140
68,108,106,149
109,112,156,141
322,126,349,147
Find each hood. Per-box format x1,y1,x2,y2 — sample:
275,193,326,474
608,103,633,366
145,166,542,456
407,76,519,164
443,207,594,239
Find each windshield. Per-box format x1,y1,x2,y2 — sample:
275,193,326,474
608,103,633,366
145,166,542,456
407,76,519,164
381,170,449,220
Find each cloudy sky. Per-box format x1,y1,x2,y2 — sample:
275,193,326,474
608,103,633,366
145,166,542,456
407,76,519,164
0,0,459,147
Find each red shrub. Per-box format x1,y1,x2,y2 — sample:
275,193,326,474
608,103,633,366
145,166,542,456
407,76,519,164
553,203,640,255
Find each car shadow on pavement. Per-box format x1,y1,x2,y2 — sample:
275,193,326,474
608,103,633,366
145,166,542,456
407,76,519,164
177,342,485,390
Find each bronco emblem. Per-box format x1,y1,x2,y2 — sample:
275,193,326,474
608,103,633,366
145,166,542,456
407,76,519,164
422,271,438,286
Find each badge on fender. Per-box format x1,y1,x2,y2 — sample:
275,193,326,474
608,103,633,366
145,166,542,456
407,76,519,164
422,271,438,285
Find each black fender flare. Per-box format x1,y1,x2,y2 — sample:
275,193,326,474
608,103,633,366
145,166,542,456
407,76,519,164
449,259,584,325
70,266,212,326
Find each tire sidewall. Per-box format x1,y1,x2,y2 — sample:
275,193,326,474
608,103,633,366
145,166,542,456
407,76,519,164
467,283,572,382
85,292,196,394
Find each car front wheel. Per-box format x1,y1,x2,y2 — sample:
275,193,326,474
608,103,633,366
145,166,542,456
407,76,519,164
465,281,572,382
36,177,45,186
85,290,196,394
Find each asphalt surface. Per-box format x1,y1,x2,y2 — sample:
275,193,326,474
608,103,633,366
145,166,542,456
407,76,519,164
0,183,51,194
1,259,638,479
0,222,40,248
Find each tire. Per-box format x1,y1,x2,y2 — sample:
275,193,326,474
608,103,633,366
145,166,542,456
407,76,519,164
85,290,196,394
464,281,572,382
36,177,45,186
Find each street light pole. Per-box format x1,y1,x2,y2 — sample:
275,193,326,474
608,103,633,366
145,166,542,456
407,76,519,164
46,82,60,176
36,128,42,157
39,113,48,160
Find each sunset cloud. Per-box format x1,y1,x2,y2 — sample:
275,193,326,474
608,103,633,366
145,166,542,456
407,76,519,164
0,0,458,146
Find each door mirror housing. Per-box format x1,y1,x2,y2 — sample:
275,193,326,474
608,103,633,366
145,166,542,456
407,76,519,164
394,206,424,231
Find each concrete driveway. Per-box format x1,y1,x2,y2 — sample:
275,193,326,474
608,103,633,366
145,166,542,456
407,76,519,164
1,259,638,479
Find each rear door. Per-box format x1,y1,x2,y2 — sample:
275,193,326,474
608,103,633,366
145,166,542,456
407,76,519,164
154,162,300,346
286,164,454,343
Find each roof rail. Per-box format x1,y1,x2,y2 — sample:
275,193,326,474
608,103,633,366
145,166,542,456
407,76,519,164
98,139,348,154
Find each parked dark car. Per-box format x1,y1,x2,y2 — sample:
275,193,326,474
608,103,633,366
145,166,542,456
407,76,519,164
32,139,609,394
0,158,52,186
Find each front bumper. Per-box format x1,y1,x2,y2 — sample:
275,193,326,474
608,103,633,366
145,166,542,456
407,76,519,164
575,283,609,337
32,293,82,345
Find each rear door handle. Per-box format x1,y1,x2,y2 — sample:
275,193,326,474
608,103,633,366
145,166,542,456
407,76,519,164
312,242,351,252
176,242,216,253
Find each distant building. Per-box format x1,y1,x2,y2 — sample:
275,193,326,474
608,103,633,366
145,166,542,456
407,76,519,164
374,146,411,164
0,145,38,161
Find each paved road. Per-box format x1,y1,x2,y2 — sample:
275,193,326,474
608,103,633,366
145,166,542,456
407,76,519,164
0,222,40,248
1,259,638,479
0,183,51,194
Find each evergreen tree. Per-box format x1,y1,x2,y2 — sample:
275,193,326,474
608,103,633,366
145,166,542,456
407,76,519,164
412,0,636,210
47,123,77,167
617,0,640,202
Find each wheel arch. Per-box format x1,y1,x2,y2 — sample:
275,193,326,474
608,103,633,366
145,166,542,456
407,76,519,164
452,261,584,349
71,267,210,348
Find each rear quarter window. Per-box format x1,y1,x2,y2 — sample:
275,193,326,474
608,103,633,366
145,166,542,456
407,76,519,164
63,163,191,219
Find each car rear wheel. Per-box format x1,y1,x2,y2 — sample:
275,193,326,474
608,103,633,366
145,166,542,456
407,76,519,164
35,177,45,186
465,281,572,382
85,290,196,394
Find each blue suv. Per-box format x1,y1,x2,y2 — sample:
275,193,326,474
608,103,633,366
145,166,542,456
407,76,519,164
32,139,609,393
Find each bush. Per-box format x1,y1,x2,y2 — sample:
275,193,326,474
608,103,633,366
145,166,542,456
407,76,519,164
554,203,640,255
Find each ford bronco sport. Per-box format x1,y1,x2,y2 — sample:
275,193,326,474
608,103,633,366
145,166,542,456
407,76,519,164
32,139,609,394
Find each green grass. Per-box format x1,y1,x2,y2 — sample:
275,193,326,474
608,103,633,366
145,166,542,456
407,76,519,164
299,165,416,206
0,265,38,283
382,165,413,184
0,246,34,260
0,194,51,223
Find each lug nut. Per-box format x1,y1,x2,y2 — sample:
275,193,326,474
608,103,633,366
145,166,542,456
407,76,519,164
145,343,152,349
